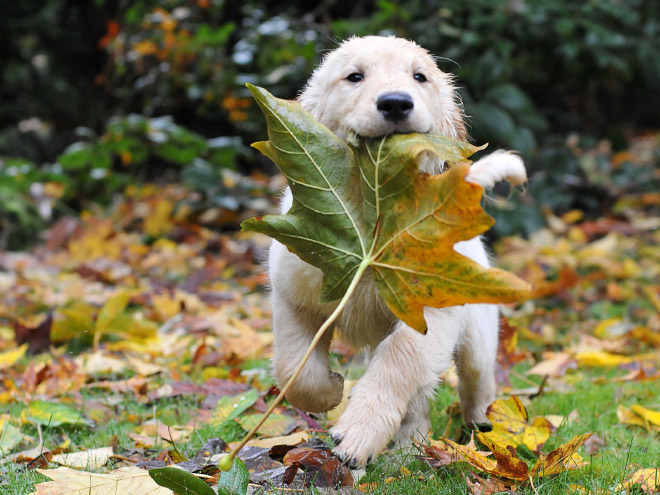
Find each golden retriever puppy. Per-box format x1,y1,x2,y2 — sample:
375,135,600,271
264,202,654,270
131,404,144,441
268,36,526,467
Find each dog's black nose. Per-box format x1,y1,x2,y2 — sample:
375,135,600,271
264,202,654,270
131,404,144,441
376,92,414,123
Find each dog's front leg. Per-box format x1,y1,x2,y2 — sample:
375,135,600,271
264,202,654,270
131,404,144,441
271,289,345,413
270,241,344,413
331,310,461,467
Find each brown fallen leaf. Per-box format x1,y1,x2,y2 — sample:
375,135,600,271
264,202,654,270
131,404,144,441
282,447,353,487
465,472,517,495
582,435,605,456
30,466,173,495
526,352,577,378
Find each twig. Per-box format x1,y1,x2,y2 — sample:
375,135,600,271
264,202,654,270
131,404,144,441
528,474,539,495
510,369,541,387
530,375,549,399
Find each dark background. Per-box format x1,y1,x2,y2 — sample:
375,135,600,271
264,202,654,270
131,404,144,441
1,0,659,248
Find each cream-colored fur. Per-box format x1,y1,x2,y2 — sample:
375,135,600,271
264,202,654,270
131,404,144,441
268,36,527,468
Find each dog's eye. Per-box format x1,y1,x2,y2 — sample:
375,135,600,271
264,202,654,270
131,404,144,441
346,73,364,83
414,73,427,83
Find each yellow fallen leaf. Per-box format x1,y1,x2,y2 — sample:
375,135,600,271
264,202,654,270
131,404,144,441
531,433,591,476
51,447,114,470
618,404,660,431
481,396,553,453
245,430,308,449
617,468,660,494
592,318,623,339
151,293,181,321
0,343,28,371
30,466,173,495
631,405,660,428
573,351,631,367
144,199,175,237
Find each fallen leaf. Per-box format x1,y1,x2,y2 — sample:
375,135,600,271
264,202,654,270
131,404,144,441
617,468,660,494
481,396,554,453
283,447,353,487
0,343,28,371
0,419,27,452
574,351,632,367
246,430,308,449
211,389,259,426
242,84,530,332
51,447,114,470
235,413,297,437
22,400,93,427
583,434,605,456
465,472,516,495
526,352,577,378
530,433,592,477
618,404,660,431
217,458,250,495
148,467,214,495
31,466,173,495
434,431,592,482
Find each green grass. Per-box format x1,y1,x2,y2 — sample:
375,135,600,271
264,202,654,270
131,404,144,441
2,363,658,495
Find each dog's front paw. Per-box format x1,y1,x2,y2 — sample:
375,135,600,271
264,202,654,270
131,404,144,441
285,370,344,413
329,398,401,468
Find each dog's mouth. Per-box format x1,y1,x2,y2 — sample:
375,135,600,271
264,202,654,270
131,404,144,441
351,129,430,142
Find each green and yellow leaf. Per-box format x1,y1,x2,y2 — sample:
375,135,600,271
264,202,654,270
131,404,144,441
242,85,531,332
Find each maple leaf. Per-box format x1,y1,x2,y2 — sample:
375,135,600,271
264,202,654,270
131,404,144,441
438,431,592,483
242,85,531,332
481,395,554,453
30,466,173,495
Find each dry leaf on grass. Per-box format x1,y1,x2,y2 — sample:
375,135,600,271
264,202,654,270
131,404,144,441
617,404,660,431
50,447,114,470
481,396,554,453
244,430,308,449
526,352,577,378
30,466,173,495
432,403,591,484
617,468,660,494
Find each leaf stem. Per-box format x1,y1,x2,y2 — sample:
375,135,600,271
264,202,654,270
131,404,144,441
221,260,370,468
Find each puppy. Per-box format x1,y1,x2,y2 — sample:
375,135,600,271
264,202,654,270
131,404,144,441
268,36,526,468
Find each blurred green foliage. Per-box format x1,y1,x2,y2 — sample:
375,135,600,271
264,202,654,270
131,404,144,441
1,0,659,248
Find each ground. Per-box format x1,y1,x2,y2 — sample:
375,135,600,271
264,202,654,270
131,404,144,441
1,135,660,494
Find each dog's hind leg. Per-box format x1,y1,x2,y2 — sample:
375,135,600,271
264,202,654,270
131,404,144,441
455,304,499,430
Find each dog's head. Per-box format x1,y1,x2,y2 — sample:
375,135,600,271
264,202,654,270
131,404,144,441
298,36,466,142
